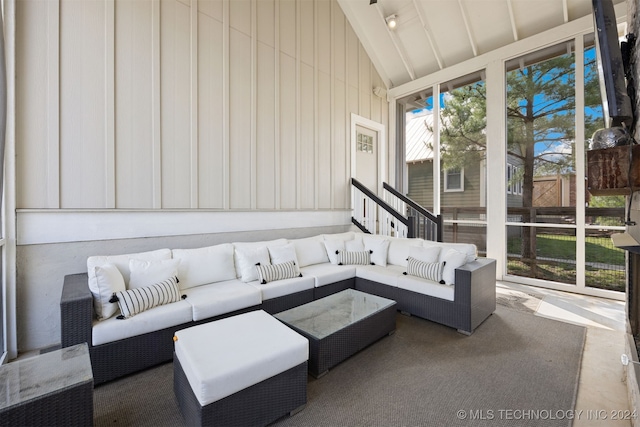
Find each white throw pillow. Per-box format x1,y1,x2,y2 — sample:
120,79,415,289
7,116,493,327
87,248,172,286
128,258,181,290
345,238,365,252
234,246,270,282
92,264,126,320
323,239,345,265
424,241,477,264
291,236,330,267
269,243,299,265
441,249,468,285
408,246,441,264
233,239,288,278
363,235,390,266
387,237,423,267
87,248,171,320
172,244,236,289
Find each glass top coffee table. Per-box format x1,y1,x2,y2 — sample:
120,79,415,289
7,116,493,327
274,289,397,378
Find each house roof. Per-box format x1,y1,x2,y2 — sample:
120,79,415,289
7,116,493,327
405,110,434,164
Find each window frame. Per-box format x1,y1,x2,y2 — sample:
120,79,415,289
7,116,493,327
443,167,464,192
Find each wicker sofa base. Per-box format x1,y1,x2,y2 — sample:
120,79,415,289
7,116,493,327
174,355,307,427
313,277,355,300
261,289,314,314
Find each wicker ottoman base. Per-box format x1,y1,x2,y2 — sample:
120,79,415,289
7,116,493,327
174,355,307,427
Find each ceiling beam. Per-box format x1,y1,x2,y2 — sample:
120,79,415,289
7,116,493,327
375,4,416,81
458,0,478,56
412,0,444,70
507,0,519,41
562,0,569,23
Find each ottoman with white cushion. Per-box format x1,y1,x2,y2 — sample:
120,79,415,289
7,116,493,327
173,310,309,426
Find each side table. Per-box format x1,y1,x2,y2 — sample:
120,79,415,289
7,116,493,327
0,343,93,426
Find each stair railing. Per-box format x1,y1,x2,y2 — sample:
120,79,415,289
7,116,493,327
351,178,413,238
383,182,442,242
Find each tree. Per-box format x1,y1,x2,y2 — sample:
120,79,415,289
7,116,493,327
434,48,604,267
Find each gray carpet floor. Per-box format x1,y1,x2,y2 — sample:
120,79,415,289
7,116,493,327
94,306,585,427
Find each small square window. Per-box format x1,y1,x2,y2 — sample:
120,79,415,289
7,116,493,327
444,168,464,192
357,131,373,153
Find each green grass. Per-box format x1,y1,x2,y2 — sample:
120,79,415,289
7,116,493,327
507,233,625,292
508,234,624,265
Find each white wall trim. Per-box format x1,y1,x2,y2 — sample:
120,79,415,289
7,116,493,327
152,0,162,208
5,0,17,360
190,0,199,208
105,0,115,208
46,0,60,208
16,210,352,245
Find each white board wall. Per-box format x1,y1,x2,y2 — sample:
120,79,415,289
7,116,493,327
16,0,389,213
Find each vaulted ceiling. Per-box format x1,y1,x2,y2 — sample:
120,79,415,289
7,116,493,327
337,0,628,89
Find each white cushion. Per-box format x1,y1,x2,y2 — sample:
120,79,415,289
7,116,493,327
290,236,329,267
355,264,405,287
408,246,441,264
232,239,288,278
300,264,357,287
323,239,345,265
423,240,477,264
87,249,172,320
91,264,126,320
234,246,270,282
322,231,355,241
363,235,390,266
173,244,236,290
92,298,193,346
441,249,468,285
87,248,172,285
87,248,171,321
128,258,181,290
113,276,182,319
397,274,455,301
174,310,309,406
387,237,423,267
268,243,299,265
248,275,315,300
182,280,262,321
345,238,365,252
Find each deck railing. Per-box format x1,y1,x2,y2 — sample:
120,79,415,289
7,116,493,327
351,178,414,238
383,182,442,241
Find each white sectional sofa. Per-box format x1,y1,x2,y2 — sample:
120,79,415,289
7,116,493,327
60,231,496,384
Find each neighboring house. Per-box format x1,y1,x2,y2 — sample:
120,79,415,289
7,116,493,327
405,110,524,212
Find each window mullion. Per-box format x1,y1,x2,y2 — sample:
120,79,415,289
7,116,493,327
575,35,586,289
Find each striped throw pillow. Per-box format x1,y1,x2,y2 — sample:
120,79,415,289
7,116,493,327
338,250,372,265
256,260,301,284
111,276,182,319
405,257,446,284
